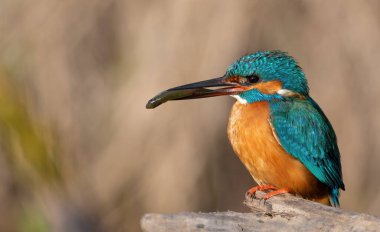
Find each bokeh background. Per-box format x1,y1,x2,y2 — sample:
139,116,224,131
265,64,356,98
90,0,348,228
1,0,380,231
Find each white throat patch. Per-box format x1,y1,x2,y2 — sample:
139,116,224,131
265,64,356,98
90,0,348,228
231,95,247,104
277,89,305,99
277,89,294,96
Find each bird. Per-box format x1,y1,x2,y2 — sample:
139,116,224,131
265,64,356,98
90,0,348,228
146,50,345,207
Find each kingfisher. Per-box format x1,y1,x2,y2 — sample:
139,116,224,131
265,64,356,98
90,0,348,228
146,51,345,207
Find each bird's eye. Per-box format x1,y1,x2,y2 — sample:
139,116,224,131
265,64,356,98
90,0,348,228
246,74,260,84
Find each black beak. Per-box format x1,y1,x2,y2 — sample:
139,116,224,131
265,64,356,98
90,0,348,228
146,76,244,109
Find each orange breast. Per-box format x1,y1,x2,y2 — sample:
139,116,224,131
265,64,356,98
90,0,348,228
227,101,329,201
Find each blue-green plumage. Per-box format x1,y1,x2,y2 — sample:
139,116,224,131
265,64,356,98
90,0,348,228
270,97,344,206
227,51,309,95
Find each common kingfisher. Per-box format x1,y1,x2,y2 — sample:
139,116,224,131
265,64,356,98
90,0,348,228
146,51,345,207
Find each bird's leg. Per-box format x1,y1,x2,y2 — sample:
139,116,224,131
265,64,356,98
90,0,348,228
246,184,278,198
261,188,289,201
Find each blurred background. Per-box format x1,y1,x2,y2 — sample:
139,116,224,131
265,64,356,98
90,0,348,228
0,0,380,231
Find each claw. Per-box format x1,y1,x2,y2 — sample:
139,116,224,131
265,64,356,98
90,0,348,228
259,197,266,206
246,184,278,198
262,188,289,201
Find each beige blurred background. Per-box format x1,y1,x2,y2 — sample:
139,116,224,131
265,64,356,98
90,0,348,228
0,0,379,231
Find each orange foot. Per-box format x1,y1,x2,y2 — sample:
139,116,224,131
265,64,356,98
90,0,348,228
262,188,290,201
246,184,278,198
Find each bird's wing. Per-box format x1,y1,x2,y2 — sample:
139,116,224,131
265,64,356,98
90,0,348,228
269,97,345,191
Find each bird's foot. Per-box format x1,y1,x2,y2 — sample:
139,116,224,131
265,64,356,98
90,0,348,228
245,184,278,199
261,188,289,201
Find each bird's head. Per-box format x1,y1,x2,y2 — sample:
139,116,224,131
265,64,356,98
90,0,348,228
147,51,309,108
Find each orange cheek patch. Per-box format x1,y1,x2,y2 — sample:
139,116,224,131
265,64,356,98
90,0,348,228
225,76,283,94
248,80,282,94
226,76,245,83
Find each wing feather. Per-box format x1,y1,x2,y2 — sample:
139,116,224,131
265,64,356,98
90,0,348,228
269,97,345,191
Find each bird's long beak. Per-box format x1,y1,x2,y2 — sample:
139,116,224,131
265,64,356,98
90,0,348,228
146,76,244,109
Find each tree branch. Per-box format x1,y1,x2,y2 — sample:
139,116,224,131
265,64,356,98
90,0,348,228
141,191,380,231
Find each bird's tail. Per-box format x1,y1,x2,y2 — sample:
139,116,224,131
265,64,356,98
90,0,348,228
329,188,340,207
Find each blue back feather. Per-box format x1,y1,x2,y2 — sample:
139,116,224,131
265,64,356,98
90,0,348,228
270,97,345,206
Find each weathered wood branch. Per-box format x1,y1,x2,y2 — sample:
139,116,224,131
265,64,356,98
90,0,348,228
141,191,380,232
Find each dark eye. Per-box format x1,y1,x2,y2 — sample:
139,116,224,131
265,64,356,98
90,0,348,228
246,74,260,84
